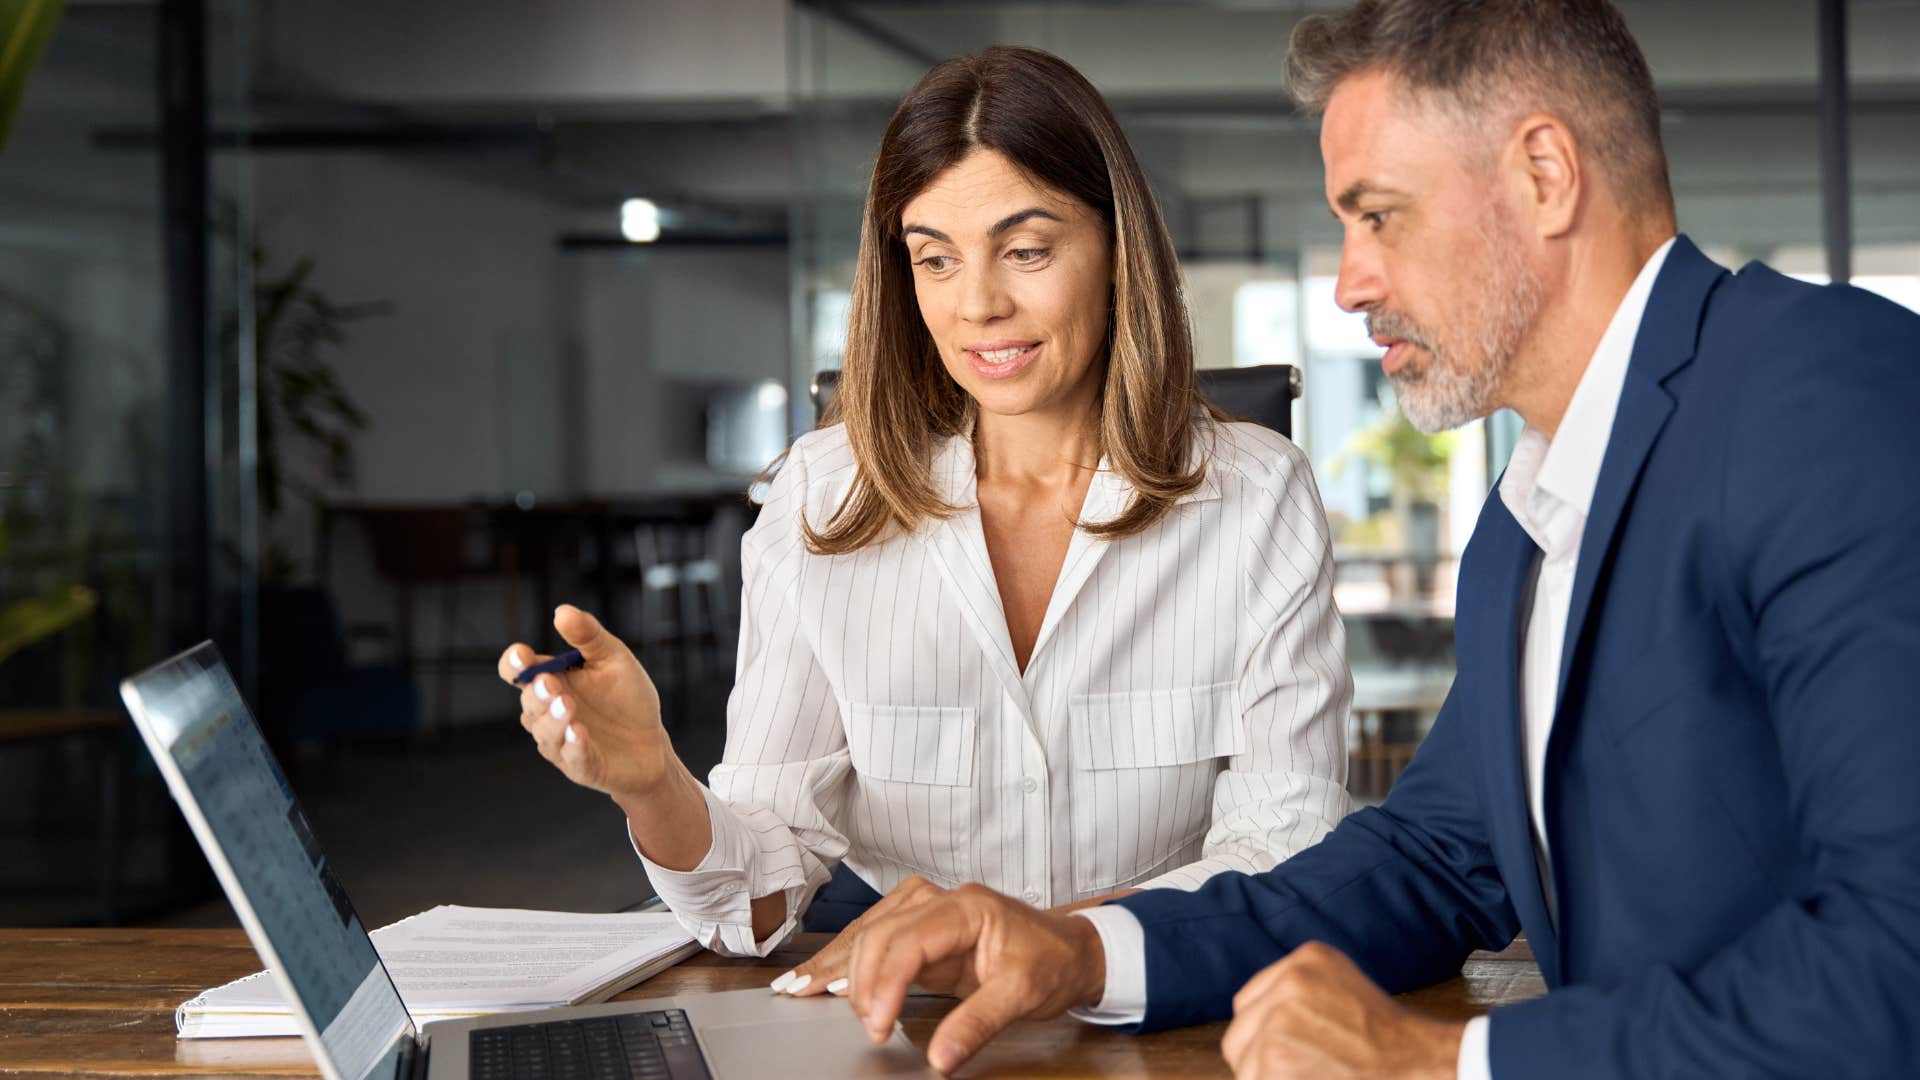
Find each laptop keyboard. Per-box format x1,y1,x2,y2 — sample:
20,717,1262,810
467,1010,712,1080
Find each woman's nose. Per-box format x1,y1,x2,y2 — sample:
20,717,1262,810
956,266,1014,324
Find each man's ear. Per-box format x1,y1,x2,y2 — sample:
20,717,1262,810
1509,113,1581,239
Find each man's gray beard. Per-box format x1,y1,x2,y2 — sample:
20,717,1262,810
1375,215,1544,434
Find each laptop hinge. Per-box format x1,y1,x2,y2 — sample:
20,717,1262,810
395,1033,428,1080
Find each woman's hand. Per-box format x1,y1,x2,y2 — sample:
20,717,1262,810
498,604,672,803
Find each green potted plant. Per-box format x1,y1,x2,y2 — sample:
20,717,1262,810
0,529,93,667
1329,405,1455,598
217,215,389,582
0,282,101,699
0,0,63,154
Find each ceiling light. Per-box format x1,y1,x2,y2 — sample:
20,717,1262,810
620,198,660,243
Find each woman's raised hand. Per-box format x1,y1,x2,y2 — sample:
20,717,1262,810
498,604,672,803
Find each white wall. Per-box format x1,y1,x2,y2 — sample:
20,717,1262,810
250,152,570,569
573,246,791,494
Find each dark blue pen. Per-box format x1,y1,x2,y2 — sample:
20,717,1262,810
513,647,585,686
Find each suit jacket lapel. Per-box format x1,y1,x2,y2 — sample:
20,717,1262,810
1554,236,1724,710
1543,238,1723,979
1467,499,1563,984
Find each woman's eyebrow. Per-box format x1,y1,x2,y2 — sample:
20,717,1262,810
901,208,1063,244
989,208,1062,235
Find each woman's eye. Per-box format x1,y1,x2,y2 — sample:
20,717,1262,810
1007,247,1050,264
916,255,952,272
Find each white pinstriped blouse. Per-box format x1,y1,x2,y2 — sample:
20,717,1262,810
637,418,1354,957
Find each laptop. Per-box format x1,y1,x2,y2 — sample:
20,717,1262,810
120,642,933,1080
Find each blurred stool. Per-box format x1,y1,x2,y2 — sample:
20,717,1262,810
627,503,731,726
349,506,514,731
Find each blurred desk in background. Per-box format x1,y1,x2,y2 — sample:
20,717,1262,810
0,710,128,925
1333,548,1458,619
313,495,754,730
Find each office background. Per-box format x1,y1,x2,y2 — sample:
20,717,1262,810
2,0,1916,929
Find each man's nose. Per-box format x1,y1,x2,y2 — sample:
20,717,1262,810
1334,238,1385,314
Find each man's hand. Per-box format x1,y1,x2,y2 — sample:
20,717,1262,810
1222,942,1463,1080
843,880,1107,1075
783,882,1140,1000
781,875,947,998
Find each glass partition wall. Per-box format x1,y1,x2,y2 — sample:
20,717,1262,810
0,0,254,923
788,0,1914,801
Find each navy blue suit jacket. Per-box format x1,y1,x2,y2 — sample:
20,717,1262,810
1113,237,1920,1076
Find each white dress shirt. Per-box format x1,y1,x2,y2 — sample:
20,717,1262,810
1074,239,1678,1080
640,417,1355,957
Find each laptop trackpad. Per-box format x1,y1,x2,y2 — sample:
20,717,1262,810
685,991,932,1077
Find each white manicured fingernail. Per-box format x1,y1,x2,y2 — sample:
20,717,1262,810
563,725,577,745
783,974,812,995
551,696,568,720
769,970,798,993
534,679,551,701
508,649,525,670
825,977,849,996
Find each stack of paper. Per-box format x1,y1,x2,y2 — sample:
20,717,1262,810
177,905,699,1039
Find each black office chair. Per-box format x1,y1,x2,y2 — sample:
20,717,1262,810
808,363,1301,438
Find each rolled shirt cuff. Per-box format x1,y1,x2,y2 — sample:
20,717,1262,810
630,784,786,955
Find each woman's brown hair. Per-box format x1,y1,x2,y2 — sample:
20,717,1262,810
796,45,1218,554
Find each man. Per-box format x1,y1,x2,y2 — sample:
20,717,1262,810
828,1,1920,1076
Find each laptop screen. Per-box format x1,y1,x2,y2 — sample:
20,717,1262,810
121,644,413,1080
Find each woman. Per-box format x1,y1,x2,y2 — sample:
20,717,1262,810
499,46,1352,971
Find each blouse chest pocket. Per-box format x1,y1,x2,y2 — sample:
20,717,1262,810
1066,682,1241,892
1068,681,1244,769
841,702,979,888
843,703,978,786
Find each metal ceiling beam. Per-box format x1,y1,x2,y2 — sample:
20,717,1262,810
92,121,549,151
793,0,943,69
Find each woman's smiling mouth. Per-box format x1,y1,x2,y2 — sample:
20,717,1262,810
966,341,1041,379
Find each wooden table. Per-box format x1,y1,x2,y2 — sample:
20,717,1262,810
0,930,1545,1077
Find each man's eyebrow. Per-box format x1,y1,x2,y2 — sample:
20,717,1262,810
902,224,951,243
1334,180,1408,214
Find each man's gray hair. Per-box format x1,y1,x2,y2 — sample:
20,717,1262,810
1286,0,1673,217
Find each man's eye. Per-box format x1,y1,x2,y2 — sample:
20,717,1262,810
1361,211,1388,230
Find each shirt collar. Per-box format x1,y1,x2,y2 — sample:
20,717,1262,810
1500,236,1676,554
